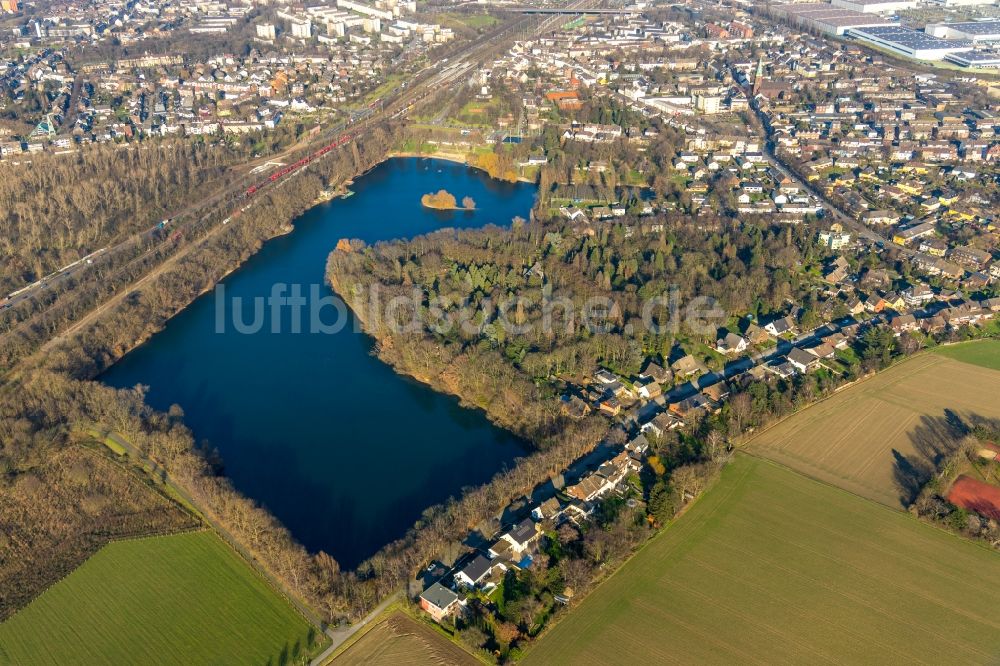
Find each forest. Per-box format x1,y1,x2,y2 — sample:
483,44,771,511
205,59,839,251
0,140,251,294
327,211,830,383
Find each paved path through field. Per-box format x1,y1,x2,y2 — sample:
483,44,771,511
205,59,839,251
310,591,402,665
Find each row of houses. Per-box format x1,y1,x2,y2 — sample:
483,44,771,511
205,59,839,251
419,516,542,622
889,297,1000,335
418,432,649,623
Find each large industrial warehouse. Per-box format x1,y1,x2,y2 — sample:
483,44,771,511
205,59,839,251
945,50,1000,68
847,25,974,59
925,21,1000,43
831,0,919,14
772,2,896,35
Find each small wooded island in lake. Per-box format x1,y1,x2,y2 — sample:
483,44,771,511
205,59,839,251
420,189,475,210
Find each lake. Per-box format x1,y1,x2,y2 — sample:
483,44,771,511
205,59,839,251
101,158,537,570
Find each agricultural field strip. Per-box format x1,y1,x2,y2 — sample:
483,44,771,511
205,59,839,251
0,531,315,665
730,502,987,659
812,399,881,473
680,558,907,662
629,595,776,665
526,461,762,664
332,612,477,666
703,500,1000,649
738,460,985,587
650,572,849,663
690,483,997,660
535,460,782,665
524,456,1000,665
748,353,1000,507
933,339,1000,371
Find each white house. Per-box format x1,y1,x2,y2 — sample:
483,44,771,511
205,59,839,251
454,554,496,589
715,331,749,355
496,518,540,557
764,316,796,337
787,347,818,373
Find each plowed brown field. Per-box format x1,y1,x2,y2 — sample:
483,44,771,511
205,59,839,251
333,612,476,666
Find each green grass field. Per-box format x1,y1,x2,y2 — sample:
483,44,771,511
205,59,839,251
455,13,498,29
0,531,319,666
434,12,499,30
933,339,1000,372
525,455,1000,665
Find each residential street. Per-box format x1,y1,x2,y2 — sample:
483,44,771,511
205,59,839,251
659,314,874,405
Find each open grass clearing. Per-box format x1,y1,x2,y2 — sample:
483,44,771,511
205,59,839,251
0,530,321,665
524,454,1000,665
361,74,404,105
746,350,1000,508
932,338,1000,372
450,13,499,29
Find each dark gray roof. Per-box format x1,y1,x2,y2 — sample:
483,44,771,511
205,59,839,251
788,347,816,367
420,582,458,609
680,393,712,410
458,554,493,584
772,360,797,377
719,332,745,348
505,518,538,546
768,316,793,333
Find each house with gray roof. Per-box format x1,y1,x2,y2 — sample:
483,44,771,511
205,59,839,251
419,582,462,622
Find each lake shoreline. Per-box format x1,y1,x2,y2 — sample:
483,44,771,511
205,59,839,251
102,157,538,570
327,268,531,447
387,150,536,184
83,155,505,378
89,153,527,384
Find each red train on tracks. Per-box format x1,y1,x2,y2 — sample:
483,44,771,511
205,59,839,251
245,132,353,197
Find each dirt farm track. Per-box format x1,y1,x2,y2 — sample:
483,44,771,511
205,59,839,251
746,351,1000,508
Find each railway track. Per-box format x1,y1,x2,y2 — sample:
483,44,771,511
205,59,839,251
2,9,540,312
1,1,596,363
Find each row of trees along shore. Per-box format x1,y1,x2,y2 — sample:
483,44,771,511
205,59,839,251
0,129,309,296
0,124,311,370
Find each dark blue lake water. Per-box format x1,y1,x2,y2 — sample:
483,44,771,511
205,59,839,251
101,158,536,569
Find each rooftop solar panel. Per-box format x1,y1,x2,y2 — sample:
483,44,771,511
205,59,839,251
934,21,1000,36
852,25,973,49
